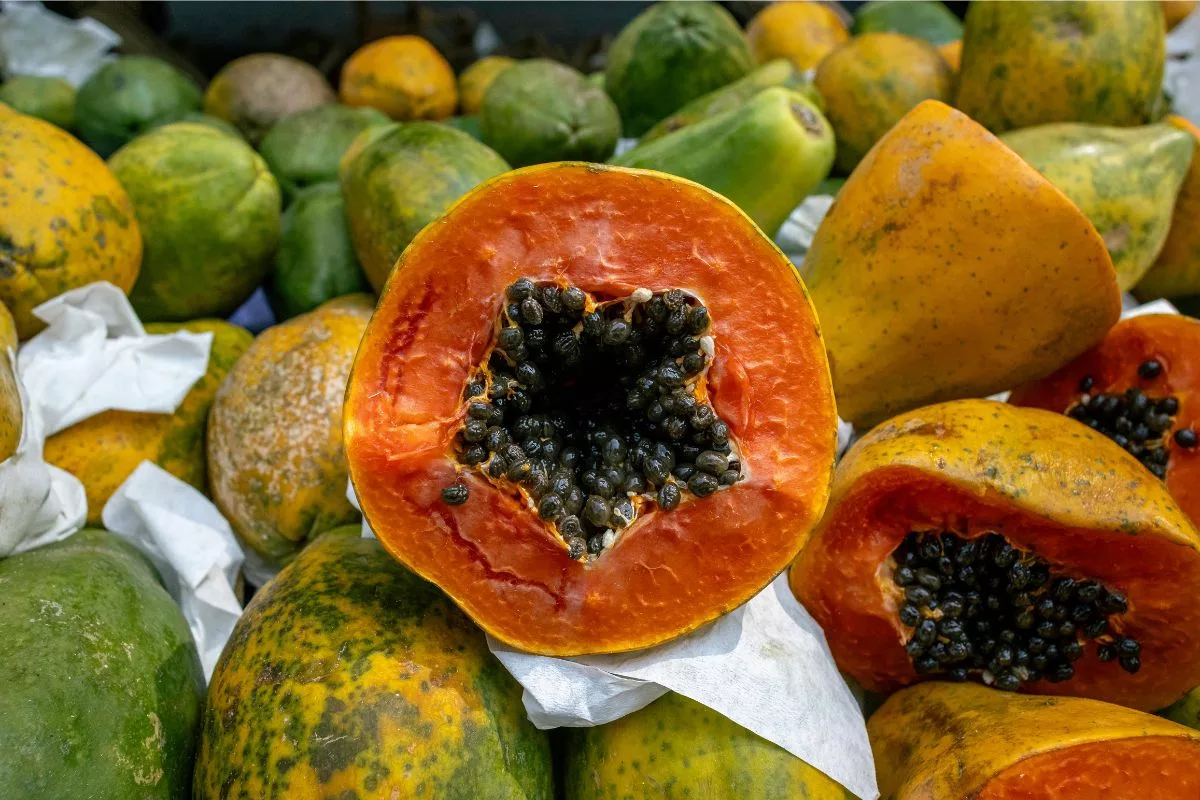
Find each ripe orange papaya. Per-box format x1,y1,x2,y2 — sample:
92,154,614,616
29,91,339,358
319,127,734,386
790,399,1200,711
871,682,1200,799
345,163,837,656
340,36,457,121
747,2,849,71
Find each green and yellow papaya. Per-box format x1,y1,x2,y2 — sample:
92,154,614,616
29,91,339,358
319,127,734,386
852,1,962,45
1136,117,1200,301
75,56,203,157
0,75,75,129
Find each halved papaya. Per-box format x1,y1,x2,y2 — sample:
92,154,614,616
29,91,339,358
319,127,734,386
790,399,1200,711
1009,314,1200,530
345,163,838,656
871,682,1200,799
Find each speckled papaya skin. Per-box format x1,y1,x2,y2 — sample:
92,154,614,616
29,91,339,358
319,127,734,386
1001,122,1194,291
955,1,1165,135
871,682,1200,800
0,111,142,339
340,36,458,121
1136,117,1200,301
207,300,368,568
194,531,554,800
43,319,252,524
800,100,1121,428
565,692,850,799
791,399,1200,711
0,529,204,799
205,54,335,144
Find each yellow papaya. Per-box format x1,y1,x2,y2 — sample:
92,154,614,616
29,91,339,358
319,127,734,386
0,301,18,463
800,100,1120,428
458,55,516,116
1163,0,1197,30
1136,117,1200,301
747,2,849,71
937,39,960,72
340,36,457,121
1001,122,1195,291
956,2,1165,134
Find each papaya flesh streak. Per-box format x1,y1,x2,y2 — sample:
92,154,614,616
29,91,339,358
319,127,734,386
445,279,744,562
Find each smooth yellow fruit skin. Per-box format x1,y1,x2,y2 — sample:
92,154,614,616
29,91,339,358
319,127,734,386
748,2,849,71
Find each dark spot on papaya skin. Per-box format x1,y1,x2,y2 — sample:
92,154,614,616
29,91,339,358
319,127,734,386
791,103,824,137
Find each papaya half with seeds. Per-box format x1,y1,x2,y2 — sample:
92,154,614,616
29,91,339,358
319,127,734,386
195,531,553,799
1009,314,1200,531
790,399,1200,711
871,682,1200,800
800,99,1121,429
1136,117,1200,302
345,163,837,656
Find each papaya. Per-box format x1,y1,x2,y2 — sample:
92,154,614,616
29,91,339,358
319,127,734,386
852,0,962,45
257,103,389,201
639,58,820,144
1163,0,1198,30
0,75,75,129
791,399,1200,711
268,182,371,320
872,682,1200,799
196,531,553,798
207,299,369,568
1009,314,1200,535
459,54,516,115
108,122,282,322
444,114,483,140
481,59,620,167
0,529,204,799
149,110,242,139
564,692,846,799
746,1,849,72
205,53,335,144
1136,117,1200,301
814,32,953,174
956,2,1166,134
800,100,1121,428
1162,686,1200,730
340,35,457,121
606,2,754,138
0,302,19,463
344,163,837,655
0,300,14,351
74,56,203,157
937,39,961,72
1001,122,1194,291
613,87,835,237
0,111,142,340
43,319,252,524
339,121,508,291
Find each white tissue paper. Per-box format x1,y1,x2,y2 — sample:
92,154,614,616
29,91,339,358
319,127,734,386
17,282,212,437
1122,296,1180,319
1167,10,1200,129
0,1,119,85
613,138,640,158
103,461,245,679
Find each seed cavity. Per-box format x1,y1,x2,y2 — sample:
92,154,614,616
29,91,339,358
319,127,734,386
1067,379,1179,479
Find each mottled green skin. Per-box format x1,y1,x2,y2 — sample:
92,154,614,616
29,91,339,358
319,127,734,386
258,104,389,202
269,183,371,319
0,529,203,799
565,693,852,800
445,115,484,140
613,87,834,236
75,56,203,157
195,532,553,800
605,2,754,138
1162,687,1200,731
482,59,621,167
339,121,509,291
0,75,76,129
150,111,243,139
852,1,963,45
109,122,282,321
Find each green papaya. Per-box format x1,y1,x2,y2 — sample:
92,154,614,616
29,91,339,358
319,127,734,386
1001,122,1195,290
257,104,389,202
640,59,821,144
852,1,963,45
269,182,371,319
75,55,203,157
444,114,483,140
481,59,621,167
0,75,76,129
613,87,834,236
1162,687,1200,731
605,2,754,137
150,111,243,139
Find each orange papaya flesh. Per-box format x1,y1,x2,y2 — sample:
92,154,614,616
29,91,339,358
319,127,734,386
790,399,1200,711
1010,315,1200,531
346,162,837,656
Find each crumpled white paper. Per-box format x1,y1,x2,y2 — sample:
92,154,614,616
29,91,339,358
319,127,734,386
103,461,245,679
18,282,212,437
1167,10,1200,128
0,1,118,85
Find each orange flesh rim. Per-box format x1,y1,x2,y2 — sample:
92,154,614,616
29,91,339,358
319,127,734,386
791,468,1200,711
345,164,836,655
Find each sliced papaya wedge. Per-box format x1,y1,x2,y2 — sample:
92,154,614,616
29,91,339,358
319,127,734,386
871,682,1200,800
345,163,837,656
790,399,1200,711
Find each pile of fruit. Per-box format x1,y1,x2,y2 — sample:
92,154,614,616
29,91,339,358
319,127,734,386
3,1,1200,797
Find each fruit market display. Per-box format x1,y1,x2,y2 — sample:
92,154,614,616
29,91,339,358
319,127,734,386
3,1,1200,797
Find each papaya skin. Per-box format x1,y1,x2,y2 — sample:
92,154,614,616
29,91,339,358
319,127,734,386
956,2,1166,135
458,55,516,116
346,163,837,656
871,682,1200,800
790,399,1200,711
747,2,849,71
800,100,1121,428
1163,1,1197,30
205,54,335,144
340,36,457,121
0,302,19,463
43,320,253,525
937,39,961,72
0,112,142,340
1161,685,1200,730
1136,117,1200,301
